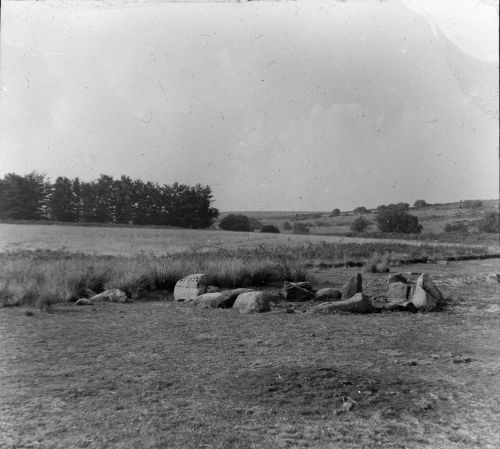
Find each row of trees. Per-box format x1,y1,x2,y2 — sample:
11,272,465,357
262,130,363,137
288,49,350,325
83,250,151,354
0,172,219,228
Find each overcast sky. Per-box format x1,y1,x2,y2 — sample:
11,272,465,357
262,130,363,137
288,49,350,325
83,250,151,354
1,0,498,211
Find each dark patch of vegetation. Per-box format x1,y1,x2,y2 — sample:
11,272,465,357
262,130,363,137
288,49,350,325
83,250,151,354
330,208,341,217
219,214,252,232
376,205,422,234
292,222,310,235
0,172,218,228
478,211,499,233
282,221,292,230
260,225,280,234
353,206,369,214
413,199,429,208
350,216,370,232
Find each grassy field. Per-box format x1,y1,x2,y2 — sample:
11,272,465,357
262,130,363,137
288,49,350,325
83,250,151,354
1,259,500,448
1,219,499,448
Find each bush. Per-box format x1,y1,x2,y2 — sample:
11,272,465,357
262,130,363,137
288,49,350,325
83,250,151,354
350,216,370,232
248,217,263,231
413,199,429,208
219,214,252,232
462,200,483,209
282,221,292,230
292,222,309,235
377,203,409,213
376,207,422,233
444,221,469,233
477,212,499,233
353,206,369,215
330,208,341,217
364,252,391,273
260,225,280,234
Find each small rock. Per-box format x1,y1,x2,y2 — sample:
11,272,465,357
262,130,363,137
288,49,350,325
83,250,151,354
283,281,314,302
411,284,437,311
453,356,473,364
206,285,221,293
315,288,342,301
340,273,362,299
233,292,271,313
380,301,417,313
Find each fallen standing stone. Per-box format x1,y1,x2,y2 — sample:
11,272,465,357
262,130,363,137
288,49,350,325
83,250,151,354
283,281,314,302
88,289,128,303
309,293,373,314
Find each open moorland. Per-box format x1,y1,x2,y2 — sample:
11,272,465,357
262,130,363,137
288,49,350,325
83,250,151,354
1,216,499,449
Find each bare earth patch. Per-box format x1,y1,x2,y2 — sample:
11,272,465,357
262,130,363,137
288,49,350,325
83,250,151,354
1,259,499,448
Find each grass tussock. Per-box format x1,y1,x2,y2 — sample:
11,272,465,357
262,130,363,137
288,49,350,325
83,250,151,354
0,241,492,308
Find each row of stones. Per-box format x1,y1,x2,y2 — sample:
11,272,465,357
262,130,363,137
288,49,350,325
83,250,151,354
173,271,444,314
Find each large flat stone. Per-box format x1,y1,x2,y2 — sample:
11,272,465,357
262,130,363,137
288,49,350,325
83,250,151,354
174,274,208,302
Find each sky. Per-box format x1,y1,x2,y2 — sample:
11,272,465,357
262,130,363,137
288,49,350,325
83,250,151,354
0,0,498,211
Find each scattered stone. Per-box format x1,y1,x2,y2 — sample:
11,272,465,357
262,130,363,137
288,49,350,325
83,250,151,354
411,284,437,311
315,288,342,301
206,285,221,293
387,273,408,284
193,288,253,309
387,282,412,301
453,355,473,364
437,260,448,265
486,273,500,284
283,281,314,302
24,309,35,317
173,274,208,302
233,292,271,313
89,289,128,303
75,298,94,306
285,308,295,314
310,293,373,314
340,273,362,299
410,273,442,311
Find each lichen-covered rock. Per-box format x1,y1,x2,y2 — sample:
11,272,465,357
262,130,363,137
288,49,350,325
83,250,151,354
315,288,342,301
283,281,314,302
174,274,208,302
233,292,271,313
89,289,128,303
310,293,372,314
340,273,362,299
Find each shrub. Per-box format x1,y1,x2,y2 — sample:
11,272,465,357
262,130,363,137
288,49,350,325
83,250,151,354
477,212,499,233
219,214,251,232
413,199,429,208
248,217,263,231
444,221,469,233
364,251,391,273
350,216,370,232
377,202,409,213
353,206,369,215
282,221,292,230
292,222,309,235
260,225,280,234
330,208,341,217
462,200,483,209
376,207,422,233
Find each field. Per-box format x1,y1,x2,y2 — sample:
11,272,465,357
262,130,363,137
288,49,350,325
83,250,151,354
1,219,499,448
1,259,500,448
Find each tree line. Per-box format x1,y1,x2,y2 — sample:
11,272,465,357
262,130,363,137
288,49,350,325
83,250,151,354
0,172,219,228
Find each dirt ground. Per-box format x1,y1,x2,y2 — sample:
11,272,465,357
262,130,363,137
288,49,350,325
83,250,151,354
1,259,499,449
